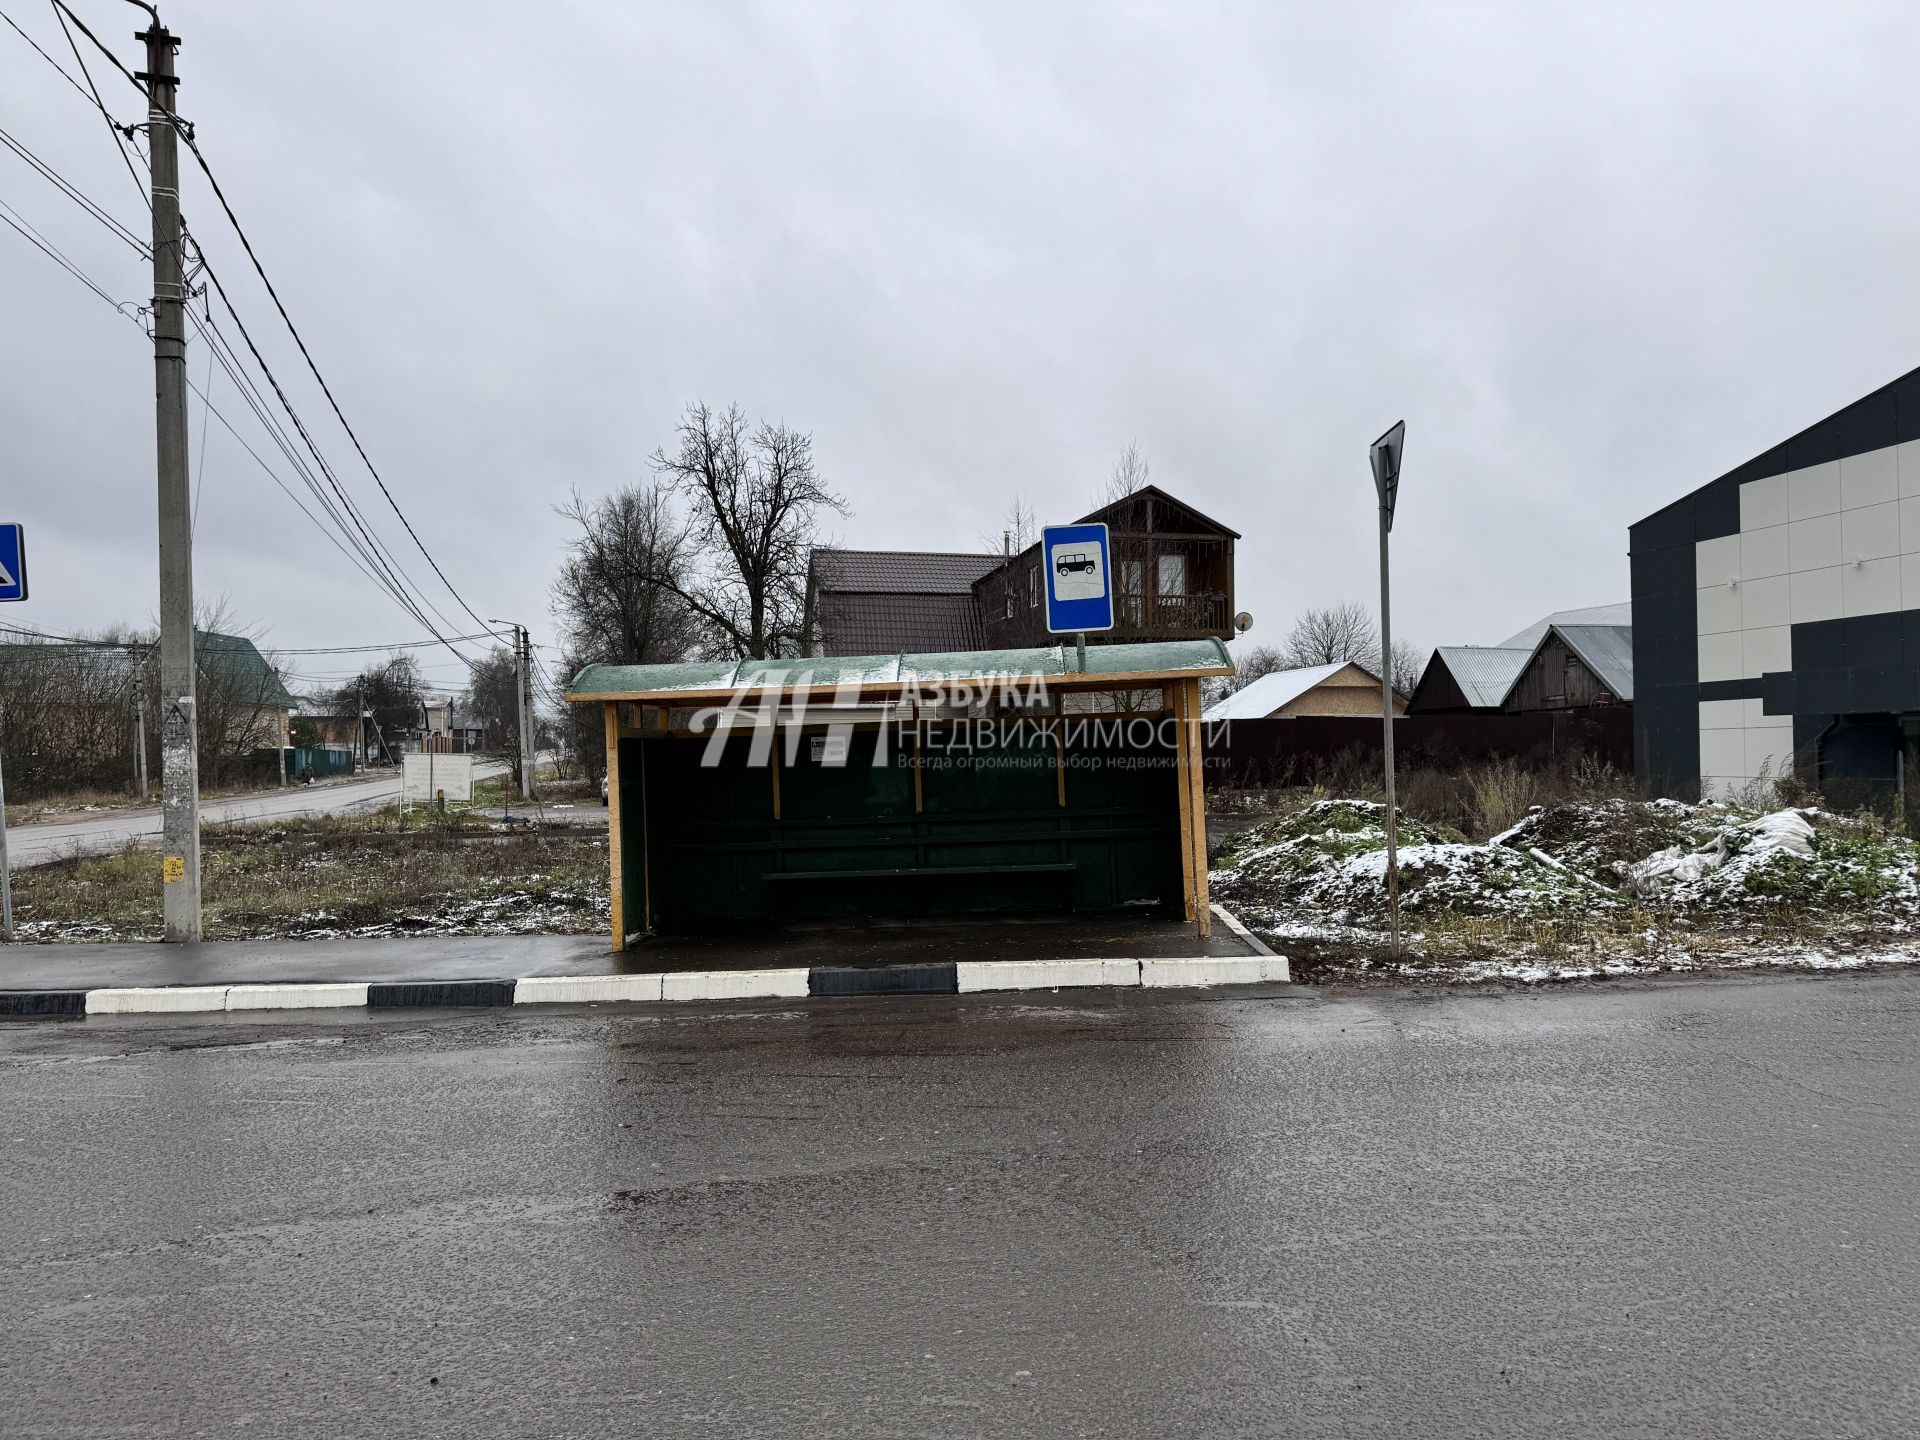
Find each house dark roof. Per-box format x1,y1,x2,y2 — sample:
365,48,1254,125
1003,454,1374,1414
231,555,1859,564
1077,484,1242,539
198,630,300,710
809,548,1001,596
817,592,984,656
809,548,1002,656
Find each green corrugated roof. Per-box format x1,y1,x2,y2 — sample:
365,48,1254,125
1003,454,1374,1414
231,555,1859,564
567,638,1232,701
196,630,299,710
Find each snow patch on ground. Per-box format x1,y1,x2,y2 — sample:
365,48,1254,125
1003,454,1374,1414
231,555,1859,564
1214,796,1920,984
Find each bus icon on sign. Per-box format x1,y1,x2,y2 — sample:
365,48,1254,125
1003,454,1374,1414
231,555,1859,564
1054,552,1096,576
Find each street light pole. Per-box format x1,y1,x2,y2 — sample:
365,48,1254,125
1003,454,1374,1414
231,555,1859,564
1370,421,1406,957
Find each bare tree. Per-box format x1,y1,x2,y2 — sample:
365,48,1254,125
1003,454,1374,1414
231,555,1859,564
984,494,1037,555
649,401,848,660
1388,638,1428,697
1277,602,1380,670
328,655,428,765
1274,602,1423,697
1094,438,1151,508
1210,643,1288,702
553,483,707,666
461,646,521,775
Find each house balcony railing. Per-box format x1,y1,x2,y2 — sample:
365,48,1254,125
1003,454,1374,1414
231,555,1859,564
1114,593,1229,635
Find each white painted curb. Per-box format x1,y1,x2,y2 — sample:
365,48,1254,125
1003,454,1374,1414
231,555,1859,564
87,985,230,1015
1211,904,1278,958
1141,955,1292,987
956,957,1141,993
225,983,368,1011
513,974,665,1005
661,968,810,1002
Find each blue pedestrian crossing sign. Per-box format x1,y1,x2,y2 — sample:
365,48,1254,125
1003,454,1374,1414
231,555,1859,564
1042,522,1113,634
0,524,24,602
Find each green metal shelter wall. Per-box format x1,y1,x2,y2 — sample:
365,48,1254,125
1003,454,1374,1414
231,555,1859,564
625,724,1183,931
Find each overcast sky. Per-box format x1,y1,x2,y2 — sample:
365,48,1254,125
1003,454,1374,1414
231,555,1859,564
6,0,1919,700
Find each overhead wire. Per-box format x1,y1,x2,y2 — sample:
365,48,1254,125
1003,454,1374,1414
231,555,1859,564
39,1,501,665
183,243,487,666
38,1,150,211
0,121,147,253
0,192,119,304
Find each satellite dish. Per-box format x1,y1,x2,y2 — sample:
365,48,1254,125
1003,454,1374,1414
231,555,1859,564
1233,611,1254,634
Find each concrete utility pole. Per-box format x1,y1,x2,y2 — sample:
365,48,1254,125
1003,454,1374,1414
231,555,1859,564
141,20,201,941
518,625,535,800
1370,421,1406,957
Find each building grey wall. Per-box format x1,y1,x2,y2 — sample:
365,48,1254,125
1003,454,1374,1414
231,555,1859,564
1630,367,1920,798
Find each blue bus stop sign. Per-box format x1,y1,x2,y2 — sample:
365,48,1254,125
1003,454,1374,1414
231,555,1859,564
0,525,24,602
1042,522,1113,634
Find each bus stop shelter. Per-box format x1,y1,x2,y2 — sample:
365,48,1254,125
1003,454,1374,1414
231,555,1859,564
565,639,1232,951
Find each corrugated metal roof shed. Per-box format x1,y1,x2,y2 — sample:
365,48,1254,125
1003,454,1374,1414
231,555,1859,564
1428,646,1531,709
568,638,1232,702
1553,624,1634,700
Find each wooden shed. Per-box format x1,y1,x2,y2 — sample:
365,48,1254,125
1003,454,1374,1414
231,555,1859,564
565,640,1233,949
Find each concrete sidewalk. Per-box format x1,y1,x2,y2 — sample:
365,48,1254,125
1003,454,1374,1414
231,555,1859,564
0,912,1289,1016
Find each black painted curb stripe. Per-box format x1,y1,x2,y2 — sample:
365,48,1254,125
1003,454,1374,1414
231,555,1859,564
366,980,518,1008
0,990,88,1017
808,962,959,998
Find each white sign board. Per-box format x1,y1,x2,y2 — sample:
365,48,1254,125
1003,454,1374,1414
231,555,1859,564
402,752,474,803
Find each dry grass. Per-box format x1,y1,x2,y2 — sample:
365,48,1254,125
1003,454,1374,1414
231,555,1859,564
1209,751,1639,842
5,812,608,942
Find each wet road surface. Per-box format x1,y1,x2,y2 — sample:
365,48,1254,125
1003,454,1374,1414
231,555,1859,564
2,973,1918,1437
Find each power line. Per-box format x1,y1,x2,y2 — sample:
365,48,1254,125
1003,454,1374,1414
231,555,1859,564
0,180,486,668
183,249,487,665
48,0,496,640
0,192,118,305
47,1,148,212
0,121,147,254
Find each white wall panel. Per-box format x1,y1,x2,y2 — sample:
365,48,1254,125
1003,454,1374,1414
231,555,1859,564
1698,629,1745,683
1740,524,1790,579
1790,566,1843,624
1842,555,1902,617
1790,512,1843,571
1699,726,1746,780
1788,461,1842,521
1740,473,1790,531
1696,581,1743,635
1741,575,1791,630
1744,625,1791,676
1841,445,1899,510
1842,500,1901,563
1695,533,1742,587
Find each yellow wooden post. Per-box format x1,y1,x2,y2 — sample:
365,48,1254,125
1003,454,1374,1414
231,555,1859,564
1186,677,1212,939
604,701,624,951
1172,680,1197,923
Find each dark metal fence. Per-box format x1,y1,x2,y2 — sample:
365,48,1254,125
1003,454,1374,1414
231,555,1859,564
1201,707,1634,788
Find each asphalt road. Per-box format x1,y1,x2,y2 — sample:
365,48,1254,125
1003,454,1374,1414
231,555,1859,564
3,973,1918,1437
6,761,509,867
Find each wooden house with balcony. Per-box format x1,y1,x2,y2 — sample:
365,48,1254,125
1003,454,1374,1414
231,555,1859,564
808,486,1238,657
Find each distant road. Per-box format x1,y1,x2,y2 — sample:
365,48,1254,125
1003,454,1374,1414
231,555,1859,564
6,761,509,868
